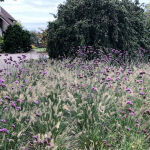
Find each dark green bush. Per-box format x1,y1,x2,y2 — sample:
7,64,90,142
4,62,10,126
0,36,3,53
3,24,31,53
47,0,150,59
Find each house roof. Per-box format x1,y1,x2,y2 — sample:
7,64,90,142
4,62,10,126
0,6,15,25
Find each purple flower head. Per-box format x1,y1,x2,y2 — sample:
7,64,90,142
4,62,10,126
137,80,143,84
120,111,126,115
0,128,9,134
142,129,147,134
36,113,40,117
144,110,150,115
17,99,22,103
33,136,38,141
10,101,16,108
139,92,144,95
43,71,47,75
106,77,113,82
0,78,5,83
92,87,97,92
22,55,27,59
12,124,16,128
116,76,120,80
25,119,30,122
9,56,13,61
127,108,134,113
5,96,11,100
126,88,133,93
15,80,19,84
29,87,32,90
140,71,145,75
0,119,6,123
4,107,8,111
29,132,33,136
103,140,107,144
126,101,133,105
21,133,25,136
34,100,39,104
116,71,120,75
16,107,21,111
24,80,28,83
1,83,6,88
129,112,134,116
126,127,130,131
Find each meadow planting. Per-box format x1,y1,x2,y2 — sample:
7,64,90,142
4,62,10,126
0,51,150,149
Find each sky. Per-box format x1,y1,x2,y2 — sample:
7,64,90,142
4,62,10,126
0,0,150,32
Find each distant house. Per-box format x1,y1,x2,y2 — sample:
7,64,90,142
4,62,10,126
0,6,16,36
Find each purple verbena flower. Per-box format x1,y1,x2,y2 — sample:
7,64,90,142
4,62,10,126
33,136,38,141
129,112,134,116
0,128,9,134
127,108,134,113
0,78,5,83
126,101,133,105
0,119,6,123
126,127,130,131
103,140,107,144
25,119,30,122
16,107,21,111
15,80,19,84
36,113,40,117
92,87,97,92
34,100,39,104
4,107,8,111
139,92,144,95
10,101,16,108
12,124,16,128
5,96,11,100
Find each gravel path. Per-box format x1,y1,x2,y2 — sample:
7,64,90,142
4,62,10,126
0,51,49,70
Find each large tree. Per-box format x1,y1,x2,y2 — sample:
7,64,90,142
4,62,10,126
47,0,150,59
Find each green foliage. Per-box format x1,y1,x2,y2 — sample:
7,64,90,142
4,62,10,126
30,31,40,48
30,29,48,49
3,24,31,53
47,0,150,59
0,36,3,52
144,2,150,37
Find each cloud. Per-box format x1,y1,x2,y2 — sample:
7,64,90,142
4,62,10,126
0,0,149,31
0,0,65,31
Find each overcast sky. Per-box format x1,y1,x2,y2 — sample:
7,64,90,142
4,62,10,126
0,0,150,32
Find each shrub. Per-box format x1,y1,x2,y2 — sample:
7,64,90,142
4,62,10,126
0,36,3,53
47,0,150,59
3,24,31,53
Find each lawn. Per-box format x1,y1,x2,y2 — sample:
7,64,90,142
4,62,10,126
0,56,150,149
32,48,46,53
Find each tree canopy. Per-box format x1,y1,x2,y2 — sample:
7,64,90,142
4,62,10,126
47,0,150,59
